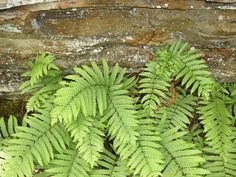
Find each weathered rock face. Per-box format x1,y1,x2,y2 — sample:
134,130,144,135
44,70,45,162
0,0,236,116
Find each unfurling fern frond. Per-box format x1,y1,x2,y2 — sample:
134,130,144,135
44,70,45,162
156,94,196,131
2,109,70,177
160,128,209,177
46,146,90,177
116,110,163,177
139,61,171,116
90,149,131,177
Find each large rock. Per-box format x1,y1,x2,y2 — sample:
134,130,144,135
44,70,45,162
0,0,236,116
0,0,58,10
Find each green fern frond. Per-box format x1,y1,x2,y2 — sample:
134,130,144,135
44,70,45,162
184,123,205,150
26,81,61,112
46,146,90,177
198,96,233,151
116,111,163,177
51,61,110,124
0,115,18,139
160,128,209,177
90,149,131,177
203,142,236,177
2,110,70,177
157,94,196,131
21,53,59,86
20,69,62,95
0,151,10,175
139,61,171,115
0,116,19,174
66,113,92,145
163,41,214,98
76,119,104,168
102,86,139,146
19,58,62,112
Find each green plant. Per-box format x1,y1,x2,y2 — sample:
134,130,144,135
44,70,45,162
0,41,235,177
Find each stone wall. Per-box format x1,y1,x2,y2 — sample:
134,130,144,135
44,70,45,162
0,0,236,117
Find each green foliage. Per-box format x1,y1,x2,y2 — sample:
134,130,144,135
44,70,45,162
1,41,236,177
139,61,171,116
116,110,163,176
160,128,209,177
203,143,236,177
46,146,91,177
156,94,196,131
90,149,130,177
1,108,70,177
0,115,19,139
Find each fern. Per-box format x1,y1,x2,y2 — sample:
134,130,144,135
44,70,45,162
21,53,59,86
139,61,171,115
203,142,236,177
2,109,70,177
160,128,209,177
51,61,109,124
116,110,163,177
102,86,139,147
76,119,104,168
0,115,19,174
158,41,215,98
1,42,236,177
0,115,19,139
184,124,205,150
46,145,91,177
156,94,196,131
90,149,131,177
198,95,233,151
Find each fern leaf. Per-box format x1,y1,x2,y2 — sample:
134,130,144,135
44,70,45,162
204,142,236,177
0,115,18,139
66,113,104,167
66,113,92,145
139,61,171,115
0,150,11,175
116,111,163,177
156,94,196,131
198,96,233,151
51,62,109,124
22,53,59,86
26,81,61,112
90,149,131,177
160,128,209,177
168,41,214,98
184,123,205,150
2,110,70,177
102,86,139,147
76,119,104,168
46,146,90,177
